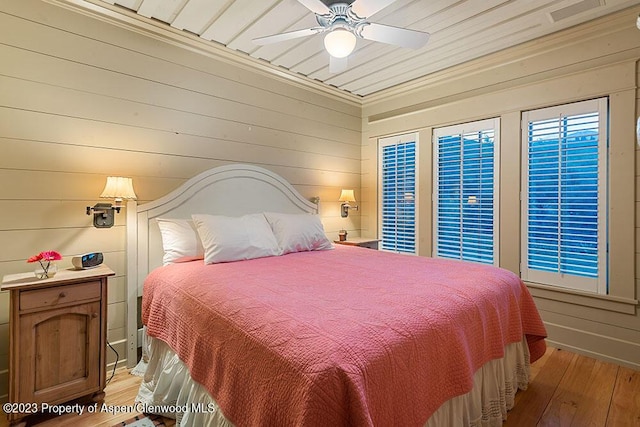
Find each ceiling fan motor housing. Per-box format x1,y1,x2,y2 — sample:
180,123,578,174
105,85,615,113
317,3,366,35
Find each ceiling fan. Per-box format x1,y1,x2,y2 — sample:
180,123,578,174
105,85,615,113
253,0,430,73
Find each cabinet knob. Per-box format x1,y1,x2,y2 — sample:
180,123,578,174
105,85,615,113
59,292,66,298
92,313,98,318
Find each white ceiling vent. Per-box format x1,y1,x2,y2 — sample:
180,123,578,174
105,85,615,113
549,0,602,22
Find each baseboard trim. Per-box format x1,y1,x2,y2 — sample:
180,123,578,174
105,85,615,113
546,339,640,371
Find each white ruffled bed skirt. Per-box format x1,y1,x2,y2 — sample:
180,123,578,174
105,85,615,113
134,329,530,427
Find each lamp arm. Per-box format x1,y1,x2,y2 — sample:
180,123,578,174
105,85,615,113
86,203,122,215
340,202,358,217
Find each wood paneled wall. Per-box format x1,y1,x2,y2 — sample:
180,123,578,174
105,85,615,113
360,6,640,369
0,0,362,402
1,0,638,407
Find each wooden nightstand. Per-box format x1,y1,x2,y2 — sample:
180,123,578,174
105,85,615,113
1,265,114,426
334,237,379,250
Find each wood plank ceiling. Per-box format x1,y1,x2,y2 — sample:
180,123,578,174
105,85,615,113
95,0,640,97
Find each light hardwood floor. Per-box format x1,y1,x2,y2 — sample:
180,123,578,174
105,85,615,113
1,347,639,427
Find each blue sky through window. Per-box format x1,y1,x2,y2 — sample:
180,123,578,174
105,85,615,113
527,112,600,278
435,126,496,265
381,141,416,254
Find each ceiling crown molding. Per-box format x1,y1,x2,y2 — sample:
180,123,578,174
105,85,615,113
363,4,640,109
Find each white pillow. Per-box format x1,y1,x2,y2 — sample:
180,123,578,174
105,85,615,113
156,218,204,265
192,213,280,264
264,212,333,254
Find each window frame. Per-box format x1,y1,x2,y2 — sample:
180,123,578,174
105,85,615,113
378,133,419,255
521,97,608,294
432,118,500,266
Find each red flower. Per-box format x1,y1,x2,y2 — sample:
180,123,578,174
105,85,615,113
27,251,62,263
40,251,63,261
27,254,43,263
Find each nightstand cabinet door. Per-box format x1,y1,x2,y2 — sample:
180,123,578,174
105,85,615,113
19,301,101,404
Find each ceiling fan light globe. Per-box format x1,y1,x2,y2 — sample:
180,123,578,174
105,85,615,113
324,29,356,58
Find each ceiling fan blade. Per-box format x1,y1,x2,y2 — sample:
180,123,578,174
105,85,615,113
253,27,322,45
297,0,331,15
350,0,396,18
329,56,348,73
360,23,429,49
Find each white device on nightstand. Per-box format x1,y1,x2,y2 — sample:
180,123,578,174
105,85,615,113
72,252,104,269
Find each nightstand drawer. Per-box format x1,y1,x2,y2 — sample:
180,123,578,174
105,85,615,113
20,281,101,311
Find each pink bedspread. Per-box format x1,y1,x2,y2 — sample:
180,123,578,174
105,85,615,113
142,246,546,426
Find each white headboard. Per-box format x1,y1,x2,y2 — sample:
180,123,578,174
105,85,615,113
124,164,318,366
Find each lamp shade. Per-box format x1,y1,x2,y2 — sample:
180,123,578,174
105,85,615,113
100,177,137,201
338,189,356,203
324,29,356,58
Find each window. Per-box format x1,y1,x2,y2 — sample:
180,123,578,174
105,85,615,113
378,134,417,254
521,98,608,293
433,118,500,265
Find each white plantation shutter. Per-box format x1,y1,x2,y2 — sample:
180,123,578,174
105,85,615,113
379,134,417,254
522,98,608,293
433,119,499,265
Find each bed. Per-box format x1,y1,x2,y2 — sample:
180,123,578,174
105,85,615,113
129,164,547,427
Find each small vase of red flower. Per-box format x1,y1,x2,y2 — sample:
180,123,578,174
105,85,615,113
28,250,63,279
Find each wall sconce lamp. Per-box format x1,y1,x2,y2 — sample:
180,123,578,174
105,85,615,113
86,176,137,228
339,189,358,218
